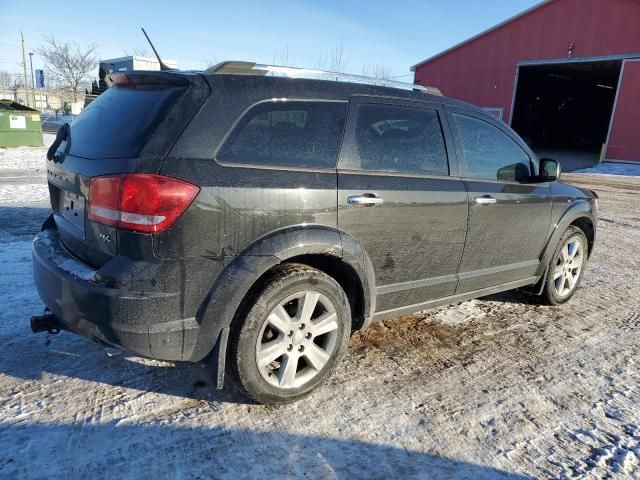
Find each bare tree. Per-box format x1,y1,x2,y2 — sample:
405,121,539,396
317,38,346,72
361,63,392,81
278,45,294,66
123,46,149,57
37,36,97,102
0,70,14,88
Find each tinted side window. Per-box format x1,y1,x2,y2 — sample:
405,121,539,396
453,113,531,182
351,104,449,176
217,101,347,169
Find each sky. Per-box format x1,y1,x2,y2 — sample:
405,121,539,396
0,0,542,83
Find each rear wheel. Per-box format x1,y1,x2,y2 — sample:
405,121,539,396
540,226,588,305
230,264,351,404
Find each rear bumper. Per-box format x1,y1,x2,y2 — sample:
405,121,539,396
32,228,203,361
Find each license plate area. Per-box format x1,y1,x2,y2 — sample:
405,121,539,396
56,189,86,239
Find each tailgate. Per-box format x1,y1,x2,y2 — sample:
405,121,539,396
46,71,209,267
47,156,143,267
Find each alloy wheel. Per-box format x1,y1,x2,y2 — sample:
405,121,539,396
553,238,584,298
255,290,339,389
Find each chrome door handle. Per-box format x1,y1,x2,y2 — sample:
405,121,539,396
472,196,497,205
347,194,384,206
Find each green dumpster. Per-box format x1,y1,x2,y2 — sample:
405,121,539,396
0,100,43,147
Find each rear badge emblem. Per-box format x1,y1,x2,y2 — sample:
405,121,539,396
99,233,112,244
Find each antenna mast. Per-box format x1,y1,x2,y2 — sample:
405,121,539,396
141,27,173,71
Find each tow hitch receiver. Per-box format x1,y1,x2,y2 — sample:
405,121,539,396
31,310,62,334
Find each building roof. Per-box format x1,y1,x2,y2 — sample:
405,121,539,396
410,0,552,71
99,55,178,68
0,100,38,112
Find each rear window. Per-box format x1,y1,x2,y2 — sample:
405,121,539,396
217,101,347,169
68,85,183,159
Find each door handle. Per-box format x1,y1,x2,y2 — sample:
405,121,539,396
347,194,384,206
472,196,497,205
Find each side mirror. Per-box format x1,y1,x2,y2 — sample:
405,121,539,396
539,158,560,182
497,163,531,182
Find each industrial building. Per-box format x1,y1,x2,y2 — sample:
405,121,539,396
85,55,178,105
412,0,640,165
98,55,177,75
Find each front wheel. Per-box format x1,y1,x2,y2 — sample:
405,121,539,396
229,264,351,404
540,226,588,305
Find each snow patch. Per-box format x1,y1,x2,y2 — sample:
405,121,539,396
0,134,54,171
430,299,488,326
33,230,96,281
0,184,49,206
573,162,640,177
569,424,640,477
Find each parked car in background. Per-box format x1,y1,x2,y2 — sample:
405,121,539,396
31,62,597,404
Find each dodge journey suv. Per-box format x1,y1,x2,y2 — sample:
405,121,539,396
31,62,597,404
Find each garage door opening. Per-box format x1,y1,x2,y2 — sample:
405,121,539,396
511,60,621,171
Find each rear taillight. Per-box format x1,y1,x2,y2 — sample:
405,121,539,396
88,174,199,233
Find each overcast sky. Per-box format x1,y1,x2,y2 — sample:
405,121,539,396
1,0,541,82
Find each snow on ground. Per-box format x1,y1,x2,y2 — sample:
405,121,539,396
0,134,53,208
1,145,640,479
0,184,50,206
573,161,640,177
0,134,54,172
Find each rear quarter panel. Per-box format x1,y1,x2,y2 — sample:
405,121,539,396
154,162,338,259
158,75,348,259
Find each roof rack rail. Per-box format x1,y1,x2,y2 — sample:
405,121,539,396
205,61,442,95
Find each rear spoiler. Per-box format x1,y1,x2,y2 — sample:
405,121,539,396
109,71,192,87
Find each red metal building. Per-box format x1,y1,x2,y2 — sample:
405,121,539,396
412,0,640,163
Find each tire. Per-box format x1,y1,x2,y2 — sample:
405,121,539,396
540,226,588,305
229,263,351,404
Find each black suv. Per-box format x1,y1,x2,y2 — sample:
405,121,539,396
32,62,597,404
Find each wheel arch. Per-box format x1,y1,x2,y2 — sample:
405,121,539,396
190,225,376,387
281,253,368,331
534,201,596,287
569,216,595,257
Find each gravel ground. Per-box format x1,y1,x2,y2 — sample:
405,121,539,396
0,143,639,479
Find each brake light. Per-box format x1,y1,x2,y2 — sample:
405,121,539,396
108,72,189,87
109,73,135,87
88,174,199,233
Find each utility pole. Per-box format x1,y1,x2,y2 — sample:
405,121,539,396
21,32,31,107
29,52,36,109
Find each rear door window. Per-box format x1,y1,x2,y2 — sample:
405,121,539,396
217,101,347,169
453,113,531,182
69,85,184,159
347,103,449,176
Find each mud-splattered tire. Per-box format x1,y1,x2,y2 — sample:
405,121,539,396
540,226,588,305
229,264,351,404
